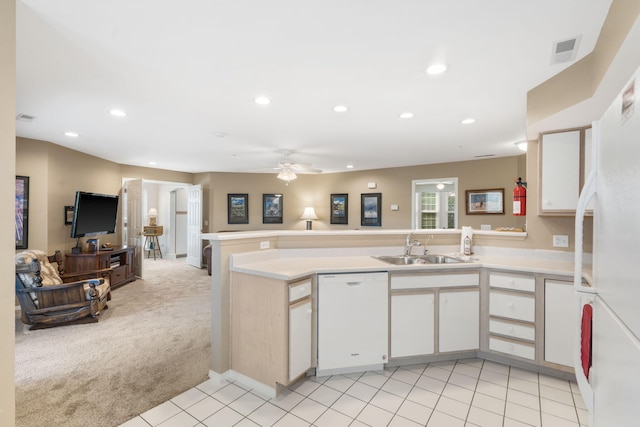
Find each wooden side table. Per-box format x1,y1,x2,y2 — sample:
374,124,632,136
143,225,163,260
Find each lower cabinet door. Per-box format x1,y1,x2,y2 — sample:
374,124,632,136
289,299,312,381
391,292,435,358
544,280,576,367
439,289,479,352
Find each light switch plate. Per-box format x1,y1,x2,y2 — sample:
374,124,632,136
260,241,270,249
390,204,399,211
368,182,377,189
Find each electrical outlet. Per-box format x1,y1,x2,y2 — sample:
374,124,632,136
260,241,270,249
553,235,569,248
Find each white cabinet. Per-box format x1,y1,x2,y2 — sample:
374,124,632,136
391,292,434,357
390,272,479,358
317,272,388,375
288,279,312,381
544,279,576,367
230,273,313,393
488,272,536,361
539,126,592,215
439,289,480,352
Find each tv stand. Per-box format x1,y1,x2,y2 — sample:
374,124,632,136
65,245,136,289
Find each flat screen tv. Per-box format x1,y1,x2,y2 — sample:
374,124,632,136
70,191,119,238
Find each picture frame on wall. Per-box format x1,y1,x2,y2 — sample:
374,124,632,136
263,194,283,224
16,175,29,249
330,193,348,224
465,188,505,215
227,193,249,224
361,192,381,226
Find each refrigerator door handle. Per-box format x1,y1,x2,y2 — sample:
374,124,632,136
574,121,598,291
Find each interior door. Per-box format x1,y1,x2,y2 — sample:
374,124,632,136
124,179,144,278
186,184,203,268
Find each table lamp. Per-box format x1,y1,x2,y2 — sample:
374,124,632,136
300,207,318,230
148,208,158,226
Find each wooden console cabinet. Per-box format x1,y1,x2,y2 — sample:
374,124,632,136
65,245,136,289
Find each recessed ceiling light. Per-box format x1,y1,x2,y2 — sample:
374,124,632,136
110,109,127,117
148,161,157,166
461,118,476,124
515,141,528,152
426,64,447,75
400,112,414,119
64,131,79,137
334,105,348,113
254,96,271,105
346,164,354,169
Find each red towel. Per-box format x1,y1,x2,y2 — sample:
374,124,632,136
581,304,593,379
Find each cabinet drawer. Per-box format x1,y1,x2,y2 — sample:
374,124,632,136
490,291,535,322
489,336,535,360
489,318,535,341
490,273,535,292
391,273,479,290
111,265,126,284
289,279,312,303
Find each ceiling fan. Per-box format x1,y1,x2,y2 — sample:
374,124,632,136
271,151,322,184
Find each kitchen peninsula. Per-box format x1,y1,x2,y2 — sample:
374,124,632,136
204,229,588,397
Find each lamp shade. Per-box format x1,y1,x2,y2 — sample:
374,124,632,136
300,207,318,220
148,208,158,217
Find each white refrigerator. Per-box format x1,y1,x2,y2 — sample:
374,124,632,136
575,65,640,426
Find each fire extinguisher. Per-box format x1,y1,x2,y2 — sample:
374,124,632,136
513,177,527,216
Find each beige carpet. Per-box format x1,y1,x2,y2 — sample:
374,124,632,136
14,258,212,427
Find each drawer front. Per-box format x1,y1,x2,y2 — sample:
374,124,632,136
489,336,535,360
289,279,312,303
490,273,535,292
111,265,126,283
391,273,479,290
489,318,535,341
489,291,535,322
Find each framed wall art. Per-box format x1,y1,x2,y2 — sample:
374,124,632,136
330,193,348,224
227,193,249,224
361,193,381,226
16,175,29,249
465,188,505,215
263,194,283,224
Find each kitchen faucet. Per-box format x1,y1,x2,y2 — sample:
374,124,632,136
404,233,434,256
404,233,422,256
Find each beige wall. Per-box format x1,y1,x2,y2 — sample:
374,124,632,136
16,137,590,254
1,0,15,423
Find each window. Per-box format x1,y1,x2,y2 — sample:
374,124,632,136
412,178,458,229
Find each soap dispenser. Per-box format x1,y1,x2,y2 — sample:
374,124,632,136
463,235,472,256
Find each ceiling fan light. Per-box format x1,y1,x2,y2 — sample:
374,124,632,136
277,169,297,182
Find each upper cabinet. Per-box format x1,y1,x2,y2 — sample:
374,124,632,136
539,126,592,216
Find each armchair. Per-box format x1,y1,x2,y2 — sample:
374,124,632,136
15,249,112,330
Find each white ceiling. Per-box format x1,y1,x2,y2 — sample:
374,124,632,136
16,0,613,175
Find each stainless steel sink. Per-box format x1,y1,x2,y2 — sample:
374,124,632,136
373,254,467,265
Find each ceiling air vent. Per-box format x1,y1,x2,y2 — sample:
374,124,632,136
551,36,581,64
16,113,37,122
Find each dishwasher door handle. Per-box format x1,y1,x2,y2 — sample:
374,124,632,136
347,281,362,286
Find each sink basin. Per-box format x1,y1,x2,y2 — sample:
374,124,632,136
373,254,467,265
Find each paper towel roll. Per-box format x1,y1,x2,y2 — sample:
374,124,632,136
460,226,473,254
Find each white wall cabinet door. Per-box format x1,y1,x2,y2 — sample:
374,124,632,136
544,280,576,367
439,289,479,352
541,130,581,212
391,292,435,358
289,299,312,381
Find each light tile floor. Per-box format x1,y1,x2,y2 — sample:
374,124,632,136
120,358,588,427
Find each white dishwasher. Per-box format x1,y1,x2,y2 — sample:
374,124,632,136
317,272,388,376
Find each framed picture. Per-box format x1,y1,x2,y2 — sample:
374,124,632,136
16,175,29,249
64,206,75,225
361,193,381,226
263,194,283,224
227,193,249,224
330,193,349,224
465,188,505,215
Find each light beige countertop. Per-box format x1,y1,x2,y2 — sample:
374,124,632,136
230,250,590,283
